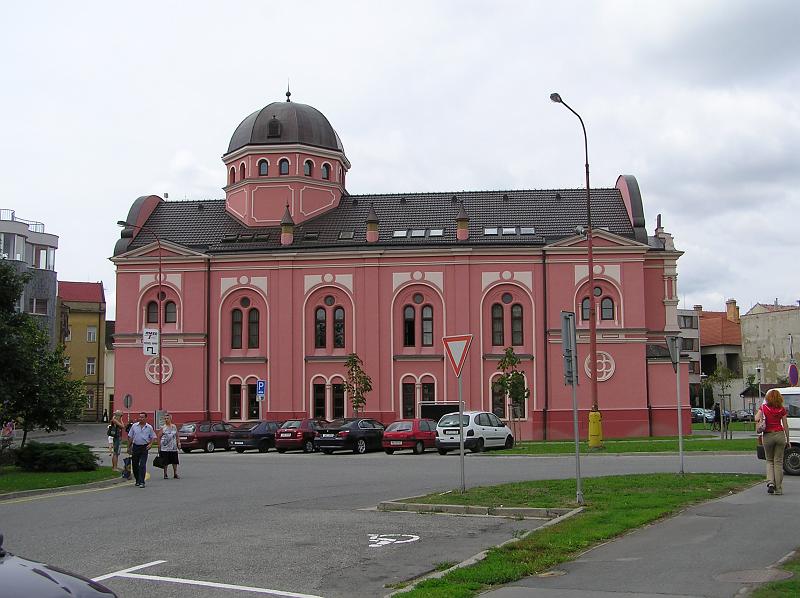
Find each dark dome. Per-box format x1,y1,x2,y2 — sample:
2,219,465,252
226,101,344,155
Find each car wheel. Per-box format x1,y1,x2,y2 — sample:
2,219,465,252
384,449,394,455
235,448,245,454
504,435,514,450
276,448,286,454
181,448,191,454
204,441,215,453
303,440,314,453
354,439,367,454
784,447,800,476
258,442,269,453
413,441,424,455
470,438,485,453
224,445,232,451
437,448,449,455
322,449,334,455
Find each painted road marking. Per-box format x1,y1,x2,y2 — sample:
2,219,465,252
369,533,420,548
92,560,324,598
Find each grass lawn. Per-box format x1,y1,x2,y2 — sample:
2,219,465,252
0,466,117,495
396,473,760,597
692,422,755,432
752,551,800,597
497,437,756,455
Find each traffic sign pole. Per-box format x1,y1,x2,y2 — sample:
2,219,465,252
458,373,465,494
443,334,473,494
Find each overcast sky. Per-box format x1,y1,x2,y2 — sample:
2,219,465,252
2,0,798,319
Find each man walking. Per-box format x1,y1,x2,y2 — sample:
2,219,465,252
128,412,156,488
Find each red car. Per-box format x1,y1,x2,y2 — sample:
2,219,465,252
178,420,234,453
274,418,329,453
382,418,438,454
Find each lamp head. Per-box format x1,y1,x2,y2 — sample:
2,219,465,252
116,220,129,228
550,93,563,103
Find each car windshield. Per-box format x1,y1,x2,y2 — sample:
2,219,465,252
234,422,259,431
179,424,196,433
386,422,413,432
281,420,302,429
438,414,469,427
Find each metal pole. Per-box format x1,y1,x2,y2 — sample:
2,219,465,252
458,374,465,494
157,235,163,413
571,332,584,505
676,357,684,474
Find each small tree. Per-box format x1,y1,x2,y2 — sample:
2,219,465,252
495,347,530,422
344,353,373,415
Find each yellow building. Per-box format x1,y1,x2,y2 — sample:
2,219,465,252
57,281,106,422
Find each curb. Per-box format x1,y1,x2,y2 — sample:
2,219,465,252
378,499,572,519
0,476,127,502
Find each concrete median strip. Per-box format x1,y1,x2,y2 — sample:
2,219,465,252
378,496,573,520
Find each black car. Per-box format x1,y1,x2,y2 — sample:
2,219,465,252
228,420,283,453
0,533,117,596
313,418,385,454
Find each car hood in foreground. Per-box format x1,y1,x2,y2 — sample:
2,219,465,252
0,552,116,597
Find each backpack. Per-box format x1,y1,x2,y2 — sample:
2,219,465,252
107,423,118,438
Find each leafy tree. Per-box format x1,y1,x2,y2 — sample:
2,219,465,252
495,347,530,419
344,353,373,415
0,262,85,447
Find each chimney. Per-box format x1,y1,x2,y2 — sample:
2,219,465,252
725,298,739,323
365,203,379,243
693,304,703,313
456,201,469,241
280,204,295,246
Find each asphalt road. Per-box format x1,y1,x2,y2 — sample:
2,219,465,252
0,444,764,598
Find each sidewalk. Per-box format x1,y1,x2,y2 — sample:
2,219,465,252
481,479,797,597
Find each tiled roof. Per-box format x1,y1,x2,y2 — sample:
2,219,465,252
58,281,105,304
123,187,640,255
745,303,799,315
700,311,741,347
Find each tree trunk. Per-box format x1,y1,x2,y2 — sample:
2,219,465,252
21,428,28,447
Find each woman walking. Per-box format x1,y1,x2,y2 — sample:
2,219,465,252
108,410,126,471
158,413,181,479
756,389,789,495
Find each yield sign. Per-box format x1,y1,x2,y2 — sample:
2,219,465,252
443,334,473,378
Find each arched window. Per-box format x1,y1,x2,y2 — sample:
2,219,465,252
581,298,590,321
229,167,236,185
421,305,433,346
231,309,243,349
315,307,326,348
248,308,260,348
164,301,177,324
239,163,245,180
403,306,415,347
601,297,615,320
333,307,345,348
321,163,330,180
258,160,268,176
491,304,504,346
279,159,289,175
511,304,523,346
304,160,313,176
146,301,158,323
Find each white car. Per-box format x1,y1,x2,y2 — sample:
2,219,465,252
756,386,800,475
435,411,514,454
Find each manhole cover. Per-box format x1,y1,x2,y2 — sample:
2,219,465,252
715,569,794,583
538,570,567,577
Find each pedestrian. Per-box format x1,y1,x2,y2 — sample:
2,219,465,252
756,389,789,495
157,413,181,479
107,410,126,471
712,403,721,431
127,412,157,488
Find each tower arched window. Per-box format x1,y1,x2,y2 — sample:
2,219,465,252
511,304,523,346
491,303,504,346
229,167,236,185
403,306,415,347
421,305,433,346
304,160,313,176
315,307,327,348
146,301,158,324
581,298,590,321
321,163,330,180
231,309,243,349
164,301,177,324
239,163,246,180
258,160,268,176
248,308,260,348
601,297,615,320
333,307,345,348
279,159,289,175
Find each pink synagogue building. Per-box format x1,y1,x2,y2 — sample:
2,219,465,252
112,95,688,440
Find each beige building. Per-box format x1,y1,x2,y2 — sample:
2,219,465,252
741,302,800,385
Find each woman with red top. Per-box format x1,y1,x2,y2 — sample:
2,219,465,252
756,388,790,495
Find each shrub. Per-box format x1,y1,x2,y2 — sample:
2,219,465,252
14,442,98,472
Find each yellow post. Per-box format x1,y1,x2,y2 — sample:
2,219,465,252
588,407,603,449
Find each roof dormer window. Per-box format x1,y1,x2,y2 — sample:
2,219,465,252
484,227,498,236
267,116,281,138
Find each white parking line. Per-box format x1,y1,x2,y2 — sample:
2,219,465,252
92,560,324,598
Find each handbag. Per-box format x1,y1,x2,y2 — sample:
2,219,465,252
152,455,164,468
756,408,767,434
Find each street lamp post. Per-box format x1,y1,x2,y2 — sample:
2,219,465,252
118,220,164,412
551,92,603,447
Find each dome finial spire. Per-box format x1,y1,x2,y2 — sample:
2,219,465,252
286,80,291,102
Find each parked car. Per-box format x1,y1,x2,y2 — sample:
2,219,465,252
690,408,707,423
382,418,438,454
228,420,283,453
435,411,514,454
178,420,234,453
275,418,329,453
734,409,754,422
313,418,385,454
0,533,117,597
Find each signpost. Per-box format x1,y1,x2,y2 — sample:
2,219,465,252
666,336,685,474
443,334,473,494
123,394,133,409
561,311,584,505
256,380,266,401
142,328,159,356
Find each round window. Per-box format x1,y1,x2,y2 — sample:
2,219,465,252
501,293,513,304
240,297,251,308
593,286,603,297
324,295,335,306
413,293,424,304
